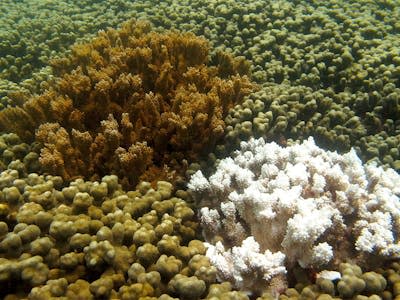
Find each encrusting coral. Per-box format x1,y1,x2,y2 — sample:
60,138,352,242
0,19,253,189
188,136,400,296
0,169,254,299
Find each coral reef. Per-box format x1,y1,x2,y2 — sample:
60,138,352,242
0,170,251,299
221,84,400,171
0,20,253,188
2,0,397,95
127,0,400,171
0,0,399,298
188,137,400,295
0,133,41,176
0,0,147,103
277,262,400,300
1,0,399,168
132,0,400,90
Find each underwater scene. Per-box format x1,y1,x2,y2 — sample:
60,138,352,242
0,0,399,299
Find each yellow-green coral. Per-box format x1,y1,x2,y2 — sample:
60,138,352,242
0,170,249,299
277,263,399,300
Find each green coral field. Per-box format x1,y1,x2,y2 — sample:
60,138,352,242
0,0,399,299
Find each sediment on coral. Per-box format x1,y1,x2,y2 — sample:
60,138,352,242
0,19,254,189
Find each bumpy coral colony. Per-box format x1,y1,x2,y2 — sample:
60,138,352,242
0,1,399,298
0,171,245,299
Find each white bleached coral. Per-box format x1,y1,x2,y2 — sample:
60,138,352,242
205,237,286,294
188,137,400,294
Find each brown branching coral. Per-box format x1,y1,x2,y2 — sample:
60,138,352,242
0,20,254,188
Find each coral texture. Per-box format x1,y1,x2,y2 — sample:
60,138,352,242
126,0,400,171
0,170,252,299
0,0,144,103
221,80,400,172
188,137,400,295
0,133,40,175
277,262,400,300
1,0,400,168
0,1,399,298
0,20,253,188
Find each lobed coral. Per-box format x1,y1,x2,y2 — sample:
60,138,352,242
132,0,400,91
188,137,400,296
0,169,252,299
221,84,400,170
0,133,41,176
125,0,400,171
0,1,399,298
0,0,147,104
277,262,400,300
2,0,399,169
0,20,253,188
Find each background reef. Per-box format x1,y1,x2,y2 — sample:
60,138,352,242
1,0,399,170
0,0,399,299
135,0,400,171
0,0,142,104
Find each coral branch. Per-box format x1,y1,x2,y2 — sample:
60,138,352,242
188,137,400,294
0,20,254,188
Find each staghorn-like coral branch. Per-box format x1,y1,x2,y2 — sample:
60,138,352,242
0,19,254,188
